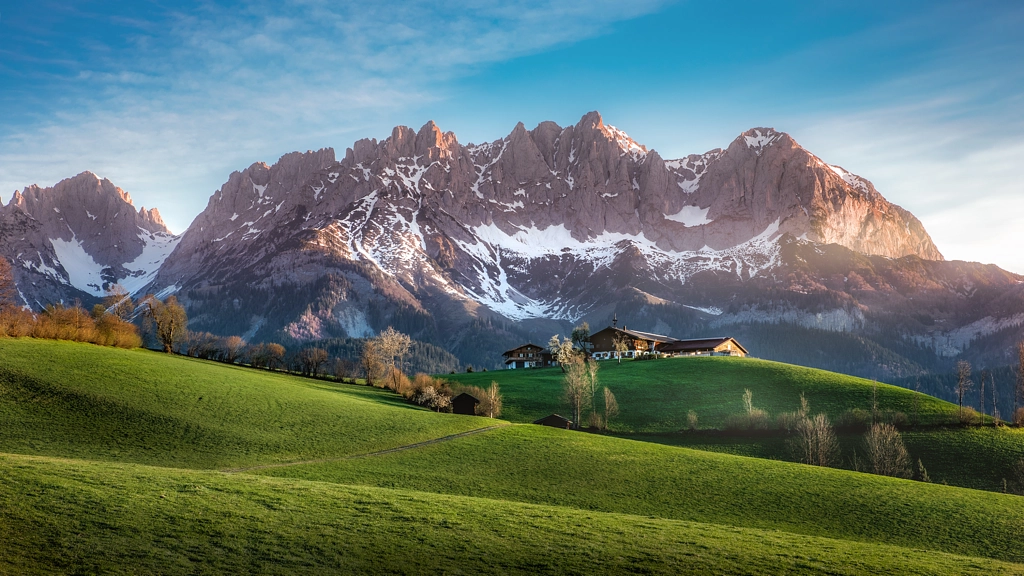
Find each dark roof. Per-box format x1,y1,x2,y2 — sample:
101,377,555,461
593,326,675,344
502,343,546,356
452,392,480,404
658,337,748,354
533,414,573,427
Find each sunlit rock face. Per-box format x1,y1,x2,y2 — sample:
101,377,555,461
0,171,179,306
9,113,1021,376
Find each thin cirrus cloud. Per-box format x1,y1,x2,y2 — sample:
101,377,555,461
1,0,1022,273
0,0,671,231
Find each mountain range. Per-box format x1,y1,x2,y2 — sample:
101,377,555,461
3,111,1022,378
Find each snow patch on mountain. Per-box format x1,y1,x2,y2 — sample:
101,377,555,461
450,219,784,321
119,231,181,295
665,205,712,226
50,236,107,296
828,164,871,194
913,313,1024,357
712,305,866,332
604,124,647,160
744,129,782,155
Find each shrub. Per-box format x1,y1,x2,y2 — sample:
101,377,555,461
724,409,771,431
686,410,698,431
883,411,909,428
836,408,872,431
960,407,980,426
915,459,931,483
864,423,912,478
776,411,802,432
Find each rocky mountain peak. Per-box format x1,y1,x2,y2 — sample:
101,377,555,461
0,172,180,302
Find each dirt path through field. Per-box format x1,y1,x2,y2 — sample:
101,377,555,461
221,423,510,474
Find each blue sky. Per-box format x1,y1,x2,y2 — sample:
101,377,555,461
2,1,1022,271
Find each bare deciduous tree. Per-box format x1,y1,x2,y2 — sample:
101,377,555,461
142,295,188,353
266,340,286,366
297,347,329,376
571,322,591,356
485,381,502,418
361,340,387,386
864,423,912,478
612,332,630,363
375,327,411,390
955,360,973,424
980,368,989,420
793,413,840,467
102,284,135,321
603,387,619,431
221,336,246,364
563,356,597,429
548,334,577,372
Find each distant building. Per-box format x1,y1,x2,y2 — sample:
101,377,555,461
658,337,747,357
533,414,573,429
452,393,480,415
589,326,676,360
589,324,748,360
502,343,553,369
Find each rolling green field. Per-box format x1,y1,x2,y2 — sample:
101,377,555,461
0,338,490,468
445,356,957,430
1,338,1023,574
633,427,1024,492
4,454,1020,575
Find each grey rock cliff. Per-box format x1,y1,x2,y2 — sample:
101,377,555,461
0,172,179,305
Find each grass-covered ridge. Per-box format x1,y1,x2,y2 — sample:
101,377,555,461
256,424,1024,564
0,338,492,468
2,337,1023,573
446,356,957,430
3,453,1019,575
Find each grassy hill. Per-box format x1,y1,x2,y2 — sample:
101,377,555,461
445,356,958,430
4,453,1020,575
1,338,1023,573
0,338,491,469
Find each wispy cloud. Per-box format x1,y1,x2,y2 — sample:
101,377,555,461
0,0,670,230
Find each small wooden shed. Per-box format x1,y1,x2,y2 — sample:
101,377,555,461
452,393,480,416
533,414,573,429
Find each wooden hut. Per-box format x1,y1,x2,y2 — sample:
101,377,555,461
533,414,573,429
502,343,553,369
452,393,480,416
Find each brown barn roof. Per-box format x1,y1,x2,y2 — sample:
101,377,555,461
502,343,546,356
452,392,481,404
533,414,573,429
657,337,748,354
592,326,675,344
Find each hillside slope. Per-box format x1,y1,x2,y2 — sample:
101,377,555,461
446,356,958,430
3,453,1020,575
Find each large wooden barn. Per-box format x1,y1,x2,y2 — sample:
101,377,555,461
589,326,676,359
502,343,553,369
657,337,747,357
589,325,747,359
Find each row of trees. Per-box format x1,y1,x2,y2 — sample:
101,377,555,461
954,354,1024,427
0,262,141,347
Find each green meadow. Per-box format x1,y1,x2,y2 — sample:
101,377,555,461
445,356,957,430
1,338,1023,574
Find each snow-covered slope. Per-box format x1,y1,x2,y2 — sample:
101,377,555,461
0,172,179,305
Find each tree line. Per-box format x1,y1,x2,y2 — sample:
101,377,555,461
0,260,141,347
